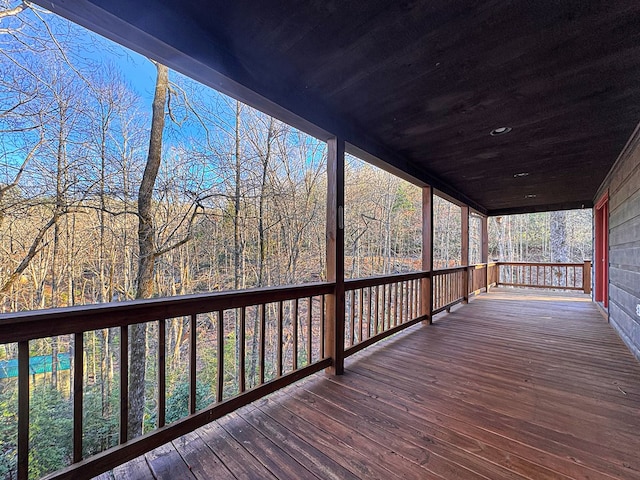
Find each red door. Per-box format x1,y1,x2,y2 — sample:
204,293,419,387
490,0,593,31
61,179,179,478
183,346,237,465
594,193,609,308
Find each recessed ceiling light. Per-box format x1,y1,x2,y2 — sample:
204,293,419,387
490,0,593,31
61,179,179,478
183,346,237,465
514,172,529,177
490,126,512,136
524,194,537,198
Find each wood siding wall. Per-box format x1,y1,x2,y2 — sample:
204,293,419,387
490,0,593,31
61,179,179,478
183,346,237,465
597,123,640,361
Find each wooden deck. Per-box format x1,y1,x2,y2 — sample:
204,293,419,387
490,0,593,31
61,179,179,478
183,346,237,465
101,288,640,480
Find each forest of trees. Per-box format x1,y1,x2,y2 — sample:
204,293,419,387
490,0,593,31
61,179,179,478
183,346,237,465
0,2,592,478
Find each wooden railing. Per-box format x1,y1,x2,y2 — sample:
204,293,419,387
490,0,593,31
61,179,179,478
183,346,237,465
497,261,591,293
468,262,498,295
344,272,427,357
432,266,467,314
0,260,592,479
0,283,333,480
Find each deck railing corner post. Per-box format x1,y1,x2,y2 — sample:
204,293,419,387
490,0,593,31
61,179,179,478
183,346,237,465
583,260,592,295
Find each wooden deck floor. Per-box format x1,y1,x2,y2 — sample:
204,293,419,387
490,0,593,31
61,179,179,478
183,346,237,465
102,288,640,480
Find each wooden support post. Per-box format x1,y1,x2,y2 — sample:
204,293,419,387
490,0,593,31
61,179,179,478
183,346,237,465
583,260,592,295
325,137,345,375
461,205,469,303
421,186,433,324
481,215,489,292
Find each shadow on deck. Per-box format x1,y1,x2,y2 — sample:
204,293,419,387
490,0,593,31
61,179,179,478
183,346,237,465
102,288,640,480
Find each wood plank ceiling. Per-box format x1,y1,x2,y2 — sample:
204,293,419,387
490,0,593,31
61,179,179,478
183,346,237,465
35,0,640,215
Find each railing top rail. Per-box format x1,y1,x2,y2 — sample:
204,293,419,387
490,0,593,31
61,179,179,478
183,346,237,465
0,281,335,343
432,265,467,274
469,263,489,269
496,261,590,267
345,271,427,290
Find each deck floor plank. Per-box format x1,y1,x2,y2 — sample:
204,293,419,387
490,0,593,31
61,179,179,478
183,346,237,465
145,442,197,479
102,288,640,480
197,421,278,480
172,431,236,480
219,411,322,480
111,455,153,480
238,405,362,480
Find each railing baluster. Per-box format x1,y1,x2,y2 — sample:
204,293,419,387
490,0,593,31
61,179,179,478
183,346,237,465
361,288,366,340
447,274,451,305
453,271,457,304
442,274,446,306
447,273,451,305
384,284,390,330
73,332,84,463
259,304,266,384
359,288,364,344
18,340,29,480
349,290,355,347
444,274,455,303
217,310,224,402
277,301,283,376
400,282,405,324
400,281,405,322
408,280,412,319
239,307,246,393
119,326,128,443
411,279,415,319
409,279,413,318
320,295,325,359
368,287,373,337
292,299,298,371
406,281,410,319
443,273,447,306
407,280,411,320
373,285,379,335
544,265,548,286
410,279,414,318
432,276,436,312
362,288,367,339
394,282,399,327
444,273,448,306
158,320,166,427
307,297,312,363
189,315,197,414
404,280,407,321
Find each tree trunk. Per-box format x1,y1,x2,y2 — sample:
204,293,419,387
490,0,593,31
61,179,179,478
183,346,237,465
248,116,274,386
129,62,168,439
233,101,244,290
550,210,569,285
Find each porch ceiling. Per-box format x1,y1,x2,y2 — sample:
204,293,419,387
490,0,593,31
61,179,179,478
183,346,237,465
35,0,640,215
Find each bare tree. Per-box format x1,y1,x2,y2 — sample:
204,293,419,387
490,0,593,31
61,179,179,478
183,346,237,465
126,61,168,438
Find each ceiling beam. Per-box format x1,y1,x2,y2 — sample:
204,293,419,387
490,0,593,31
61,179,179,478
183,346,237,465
489,201,594,217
